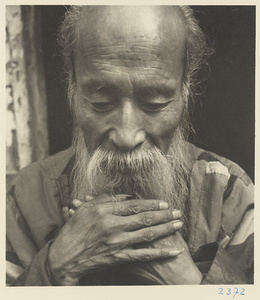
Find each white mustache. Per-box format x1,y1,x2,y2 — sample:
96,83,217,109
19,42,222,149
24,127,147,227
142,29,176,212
88,146,168,176
72,125,189,204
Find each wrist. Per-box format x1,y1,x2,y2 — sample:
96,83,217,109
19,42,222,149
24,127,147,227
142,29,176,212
146,232,203,284
47,244,79,286
169,242,203,284
46,256,79,286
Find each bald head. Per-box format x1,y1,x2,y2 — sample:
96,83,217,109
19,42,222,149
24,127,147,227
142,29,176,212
58,6,210,109
75,6,186,70
76,6,186,45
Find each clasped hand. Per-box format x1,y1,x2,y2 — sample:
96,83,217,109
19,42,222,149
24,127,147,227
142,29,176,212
47,194,184,285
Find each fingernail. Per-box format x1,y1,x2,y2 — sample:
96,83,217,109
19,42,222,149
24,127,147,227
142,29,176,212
173,221,183,230
68,208,75,215
159,202,169,209
73,199,82,207
169,248,185,256
172,210,182,219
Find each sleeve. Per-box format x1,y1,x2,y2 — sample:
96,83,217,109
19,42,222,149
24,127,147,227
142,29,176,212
201,179,254,284
190,160,254,284
6,192,54,286
8,241,54,286
6,152,68,286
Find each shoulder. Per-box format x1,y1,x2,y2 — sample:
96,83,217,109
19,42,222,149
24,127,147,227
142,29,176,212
186,143,254,252
7,147,73,203
9,148,73,185
186,142,252,186
6,149,73,251
187,142,254,234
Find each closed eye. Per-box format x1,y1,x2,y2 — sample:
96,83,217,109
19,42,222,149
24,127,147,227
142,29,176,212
91,102,115,112
141,102,170,112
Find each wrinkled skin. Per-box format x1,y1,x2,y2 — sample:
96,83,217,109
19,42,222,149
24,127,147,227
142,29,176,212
65,197,202,285
73,6,186,154
48,7,202,285
49,195,185,285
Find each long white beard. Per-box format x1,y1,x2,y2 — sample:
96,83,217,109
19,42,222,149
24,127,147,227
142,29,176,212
71,125,190,224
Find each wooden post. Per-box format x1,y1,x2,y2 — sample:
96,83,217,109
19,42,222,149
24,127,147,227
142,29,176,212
6,5,49,185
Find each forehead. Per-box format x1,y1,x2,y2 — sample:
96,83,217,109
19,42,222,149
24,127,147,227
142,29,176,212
77,7,185,41
74,7,187,88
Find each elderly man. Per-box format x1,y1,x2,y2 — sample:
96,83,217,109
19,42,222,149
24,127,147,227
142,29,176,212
6,6,253,285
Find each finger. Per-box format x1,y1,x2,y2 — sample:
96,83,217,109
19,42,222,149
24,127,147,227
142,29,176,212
114,247,185,262
78,194,133,211
72,199,84,208
111,194,133,201
68,208,76,216
83,194,132,206
112,199,169,216
119,210,182,231
62,207,70,222
98,194,132,203
120,220,183,244
172,209,182,219
84,195,95,201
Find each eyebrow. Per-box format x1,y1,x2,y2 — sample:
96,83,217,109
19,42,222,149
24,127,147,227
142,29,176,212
135,83,177,98
80,78,177,98
80,79,118,94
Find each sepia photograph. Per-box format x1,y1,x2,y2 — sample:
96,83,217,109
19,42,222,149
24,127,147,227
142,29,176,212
5,5,255,287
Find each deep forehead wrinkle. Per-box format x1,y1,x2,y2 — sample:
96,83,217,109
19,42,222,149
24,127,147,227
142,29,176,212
77,41,179,61
76,45,181,74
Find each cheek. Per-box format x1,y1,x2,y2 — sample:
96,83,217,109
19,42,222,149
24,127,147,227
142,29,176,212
146,100,185,152
73,97,108,151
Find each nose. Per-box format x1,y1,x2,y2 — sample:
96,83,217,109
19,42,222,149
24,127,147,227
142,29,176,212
109,101,145,151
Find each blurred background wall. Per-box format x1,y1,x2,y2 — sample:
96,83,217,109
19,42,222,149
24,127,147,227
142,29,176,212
6,5,255,183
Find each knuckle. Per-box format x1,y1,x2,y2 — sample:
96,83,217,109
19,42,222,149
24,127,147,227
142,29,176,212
149,201,159,211
95,214,114,235
141,213,153,226
98,218,109,234
92,205,104,217
160,250,169,259
141,254,152,262
114,250,134,262
107,236,119,247
108,234,129,250
129,201,141,214
142,229,156,242
116,203,129,216
113,202,124,215
113,251,125,262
